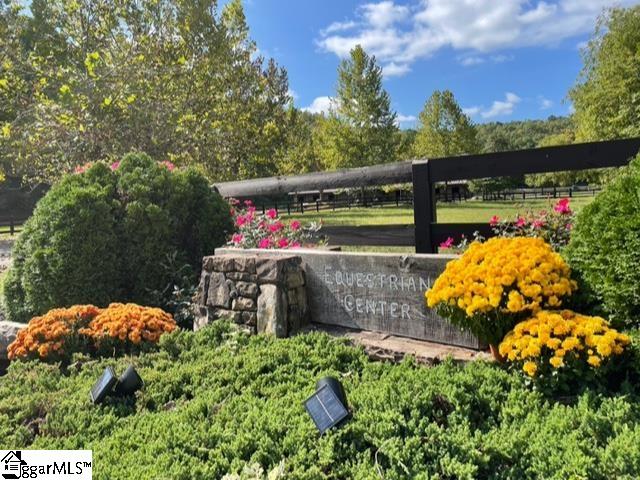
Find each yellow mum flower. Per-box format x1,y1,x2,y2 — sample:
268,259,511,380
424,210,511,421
587,356,601,367
523,361,538,377
499,309,629,376
425,238,577,341
549,357,564,368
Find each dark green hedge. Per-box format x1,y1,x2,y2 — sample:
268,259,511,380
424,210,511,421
564,153,640,328
1,324,640,479
4,153,233,322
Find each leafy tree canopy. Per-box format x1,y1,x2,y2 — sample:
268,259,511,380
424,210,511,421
0,0,291,184
317,45,399,170
570,6,640,141
413,90,479,159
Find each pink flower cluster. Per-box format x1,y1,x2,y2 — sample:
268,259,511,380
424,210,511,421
489,198,575,250
440,198,575,253
227,199,322,250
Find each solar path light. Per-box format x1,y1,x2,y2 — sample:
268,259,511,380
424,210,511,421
90,367,119,404
304,376,350,434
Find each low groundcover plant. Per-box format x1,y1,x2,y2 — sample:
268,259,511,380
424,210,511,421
3,323,640,479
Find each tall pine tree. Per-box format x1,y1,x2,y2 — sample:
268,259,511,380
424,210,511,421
318,45,398,169
413,90,479,158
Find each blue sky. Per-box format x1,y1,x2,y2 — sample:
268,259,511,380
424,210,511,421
240,0,639,128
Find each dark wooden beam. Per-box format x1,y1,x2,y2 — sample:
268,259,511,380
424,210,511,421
428,137,640,182
430,223,494,244
214,161,413,198
321,224,415,247
412,161,435,253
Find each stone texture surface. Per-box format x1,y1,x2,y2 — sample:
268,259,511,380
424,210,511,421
216,248,483,350
207,272,230,309
226,272,257,282
286,271,305,289
232,297,256,311
236,281,258,298
257,284,288,337
194,254,308,336
255,256,301,284
0,321,26,360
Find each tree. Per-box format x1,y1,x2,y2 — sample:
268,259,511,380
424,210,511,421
476,116,573,153
317,45,398,170
413,90,479,158
570,6,640,141
275,109,322,175
525,131,609,187
0,0,290,184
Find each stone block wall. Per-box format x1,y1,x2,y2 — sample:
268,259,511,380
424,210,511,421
193,254,308,337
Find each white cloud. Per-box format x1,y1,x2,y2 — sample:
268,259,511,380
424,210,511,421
491,54,514,63
462,106,481,117
383,62,412,77
321,20,357,36
317,0,636,77
539,96,554,109
361,1,410,28
481,92,521,118
458,53,514,66
287,89,299,101
301,96,335,115
459,56,485,67
396,113,417,125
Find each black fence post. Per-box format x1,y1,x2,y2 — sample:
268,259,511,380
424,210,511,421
412,160,435,254
10,219,14,236
299,198,304,214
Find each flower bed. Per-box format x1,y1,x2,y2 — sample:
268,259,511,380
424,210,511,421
426,237,577,346
500,310,630,381
227,199,322,249
8,303,175,361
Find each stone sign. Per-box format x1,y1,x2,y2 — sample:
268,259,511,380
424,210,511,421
216,248,482,349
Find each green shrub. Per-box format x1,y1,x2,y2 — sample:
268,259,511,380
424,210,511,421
4,153,232,322
564,153,640,328
1,324,640,479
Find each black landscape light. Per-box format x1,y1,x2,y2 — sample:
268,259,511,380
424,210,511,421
114,365,144,397
304,376,350,434
90,365,144,404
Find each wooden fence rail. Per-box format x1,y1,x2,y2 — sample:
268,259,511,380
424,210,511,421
214,137,640,253
0,218,26,236
481,185,601,201
413,137,640,253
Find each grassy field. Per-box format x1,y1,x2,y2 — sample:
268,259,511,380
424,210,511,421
284,197,595,252
285,197,594,226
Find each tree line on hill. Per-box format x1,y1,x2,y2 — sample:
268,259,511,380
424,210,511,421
1,1,639,188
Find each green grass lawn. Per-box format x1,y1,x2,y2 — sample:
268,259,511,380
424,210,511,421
283,196,594,253
285,197,594,226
